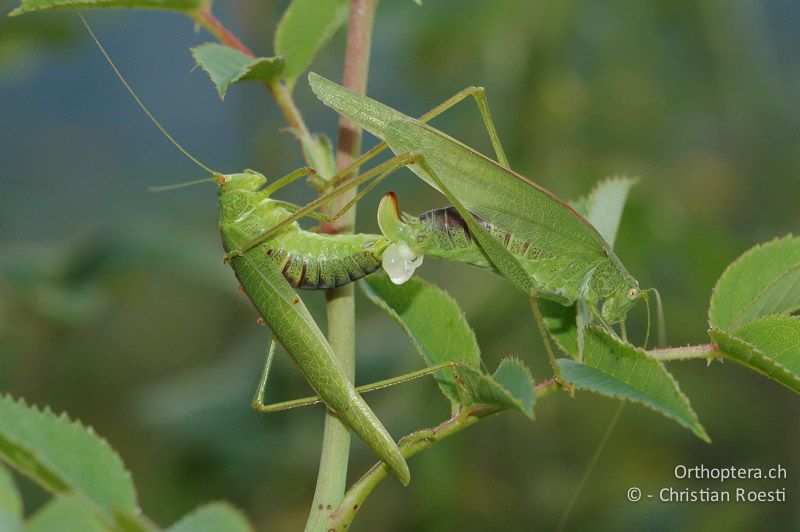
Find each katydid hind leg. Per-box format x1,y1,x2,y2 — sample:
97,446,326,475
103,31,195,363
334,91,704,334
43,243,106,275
416,86,509,167
314,78,510,182
251,339,279,412
254,362,462,413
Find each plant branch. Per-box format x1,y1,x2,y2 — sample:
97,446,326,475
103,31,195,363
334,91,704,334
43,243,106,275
330,380,561,531
648,343,718,361
195,6,255,56
306,1,378,531
194,6,313,154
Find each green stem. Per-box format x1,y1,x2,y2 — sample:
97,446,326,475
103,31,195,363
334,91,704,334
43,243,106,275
647,343,718,361
330,381,561,531
305,2,378,531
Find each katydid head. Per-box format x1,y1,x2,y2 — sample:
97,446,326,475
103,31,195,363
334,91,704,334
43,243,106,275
377,192,425,284
216,170,268,191
599,275,642,324
217,170,268,224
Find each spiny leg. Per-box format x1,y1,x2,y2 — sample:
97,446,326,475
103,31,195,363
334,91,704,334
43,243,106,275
416,85,509,167
251,339,279,412
255,85,511,250
321,86,510,193
253,358,460,413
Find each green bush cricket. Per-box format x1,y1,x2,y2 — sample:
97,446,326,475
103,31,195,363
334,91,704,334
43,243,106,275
80,18,415,485
308,73,651,366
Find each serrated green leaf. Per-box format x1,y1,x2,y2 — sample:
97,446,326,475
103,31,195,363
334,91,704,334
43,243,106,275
0,394,137,518
26,495,107,532
362,273,480,403
168,502,252,532
571,177,637,248
191,43,283,100
709,316,800,393
489,358,536,416
557,328,709,441
9,0,204,16
456,359,535,419
0,463,22,520
709,235,800,330
274,0,348,87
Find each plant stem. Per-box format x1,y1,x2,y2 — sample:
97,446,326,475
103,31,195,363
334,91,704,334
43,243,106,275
306,1,378,531
194,6,313,155
648,343,718,361
330,381,561,531
196,7,255,56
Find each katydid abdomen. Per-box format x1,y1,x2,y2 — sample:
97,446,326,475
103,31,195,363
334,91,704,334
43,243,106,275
261,230,386,289
411,206,589,302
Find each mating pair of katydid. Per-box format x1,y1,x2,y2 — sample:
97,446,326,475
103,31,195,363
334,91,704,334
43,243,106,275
87,23,650,487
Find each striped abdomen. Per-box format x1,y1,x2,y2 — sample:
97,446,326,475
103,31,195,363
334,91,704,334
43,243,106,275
264,231,387,290
413,206,552,271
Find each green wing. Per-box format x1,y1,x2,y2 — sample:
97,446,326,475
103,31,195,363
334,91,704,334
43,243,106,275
310,72,614,302
387,120,610,301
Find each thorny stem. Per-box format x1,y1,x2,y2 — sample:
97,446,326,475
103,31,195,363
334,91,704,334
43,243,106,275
306,1,379,531
648,343,718,361
329,381,561,531
326,337,722,530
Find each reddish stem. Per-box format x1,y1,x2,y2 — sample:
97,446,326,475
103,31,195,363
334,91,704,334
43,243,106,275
197,7,255,57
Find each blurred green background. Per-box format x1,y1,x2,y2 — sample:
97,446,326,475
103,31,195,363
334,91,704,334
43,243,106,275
1,1,799,530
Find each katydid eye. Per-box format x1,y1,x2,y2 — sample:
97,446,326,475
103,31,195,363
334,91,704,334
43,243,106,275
627,288,638,300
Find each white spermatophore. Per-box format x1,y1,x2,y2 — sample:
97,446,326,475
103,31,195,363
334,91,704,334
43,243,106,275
382,241,424,285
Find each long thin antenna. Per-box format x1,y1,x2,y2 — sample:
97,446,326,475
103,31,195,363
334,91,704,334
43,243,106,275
647,288,666,347
557,403,624,531
79,13,218,177
642,291,652,350
148,176,218,192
